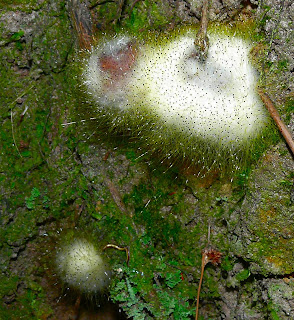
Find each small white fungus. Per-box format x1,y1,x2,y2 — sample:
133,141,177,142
56,239,111,294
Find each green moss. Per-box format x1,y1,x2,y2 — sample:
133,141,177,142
221,256,235,272
0,0,45,12
284,97,294,123
17,287,52,319
232,150,294,275
92,0,176,34
0,5,88,316
270,309,281,320
89,165,232,318
235,269,250,282
0,274,52,319
277,59,288,71
121,0,171,33
2,1,290,318
0,275,18,299
111,262,195,319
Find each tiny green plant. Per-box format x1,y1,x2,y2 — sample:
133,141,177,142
25,187,41,209
9,30,25,51
215,196,228,203
25,187,50,210
111,263,193,319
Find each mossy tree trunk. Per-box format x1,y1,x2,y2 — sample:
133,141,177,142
0,0,293,319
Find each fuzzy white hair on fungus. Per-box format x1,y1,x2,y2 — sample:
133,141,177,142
56,238,111,294
82,28,271,172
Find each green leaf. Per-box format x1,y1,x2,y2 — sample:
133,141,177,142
165,270,182,289
91,212,102,220
126,278,138,303
158,291,176,315
21,150,31,157
174,301,193,320
31,187,41,198
10,30,24,41
25,197,35,210
235,269,250,281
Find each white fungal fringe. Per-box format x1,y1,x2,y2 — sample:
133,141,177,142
82,29,270,171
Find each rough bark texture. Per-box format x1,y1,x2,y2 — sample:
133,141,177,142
0,0,293,319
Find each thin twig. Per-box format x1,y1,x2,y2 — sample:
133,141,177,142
7,85,34,111
258,90,294,155
195,253,207,320
103,244,130,265
17,105,29,126
207,224,211,244
195,245,221,320
11,109,22,158
194,0,210,62
9,85,34,158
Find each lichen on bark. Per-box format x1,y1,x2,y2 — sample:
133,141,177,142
0,0,293,319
